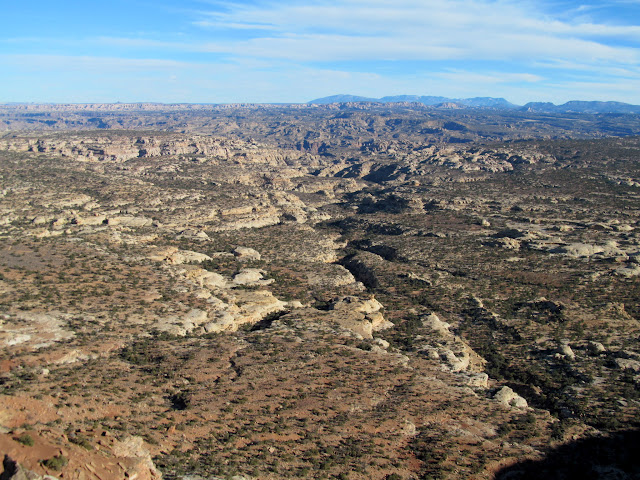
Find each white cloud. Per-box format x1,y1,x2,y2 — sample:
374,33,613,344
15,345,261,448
147,0,640,67
93,1,640,68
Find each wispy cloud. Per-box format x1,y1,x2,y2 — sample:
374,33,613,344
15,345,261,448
94,1,640,70
82,0,632,72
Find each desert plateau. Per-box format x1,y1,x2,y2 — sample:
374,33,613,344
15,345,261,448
0,101,639,480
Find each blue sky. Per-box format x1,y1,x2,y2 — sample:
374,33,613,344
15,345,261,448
1,0,639,104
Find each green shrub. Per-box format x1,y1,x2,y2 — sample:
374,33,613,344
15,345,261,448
69,434,93,450
42,455,68,471
15,434,34,446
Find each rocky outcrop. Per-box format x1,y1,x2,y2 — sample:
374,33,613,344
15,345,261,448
0,455,56,480
557,342,576,361
106,216,154,228
614,358,640,372
233,247,261,261
422,313,452,334
325,296,393,339
43,135,314,171
184,267,229,289
148,246,287,336
464,372,490,388
0,434,161,480
1,313,75,350
306,264,359,288
71,214,107,226
440,348,471,373
155,308,210,336
419,312,486,376
494,386,528,408
232,269,274,286
588,341,606,355
0,134,310,166
148,247,212,265
202,290,287,334
615,264,640,277
111,436,162,480
551,242,622,258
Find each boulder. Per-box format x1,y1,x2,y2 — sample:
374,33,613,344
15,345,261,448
557,343,576,361
112,436,162,480
553,242,621,258
232,269,273,286
233,246,261,261
1,455,57,480
326,296,393,339
588,341,606,355
183,267,228,289
614,358,640,372
169,250,212,265
615,265,640,277
494,386,528,408
31,215,54,225
422,313,451,335
373,338,390,349
420,347,441,360
465,372,489,388
440,348,470,372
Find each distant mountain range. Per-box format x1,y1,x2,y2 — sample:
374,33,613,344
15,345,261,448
308,94,640,114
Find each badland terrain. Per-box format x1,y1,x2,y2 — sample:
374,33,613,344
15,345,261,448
0,101,639,480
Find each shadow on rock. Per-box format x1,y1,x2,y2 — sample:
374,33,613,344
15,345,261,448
495,429,640,480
